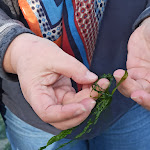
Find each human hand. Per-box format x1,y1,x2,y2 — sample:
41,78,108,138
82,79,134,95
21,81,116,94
113,17,150,110
3,33,109,130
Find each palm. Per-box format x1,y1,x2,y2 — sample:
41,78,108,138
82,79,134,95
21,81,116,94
127,23,150,93
19,72,99,130
42,75,91,105
7,33,100,130
48,75,76,104
114,19,150,109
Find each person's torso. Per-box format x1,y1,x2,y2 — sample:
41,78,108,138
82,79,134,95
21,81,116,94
0,0,148,139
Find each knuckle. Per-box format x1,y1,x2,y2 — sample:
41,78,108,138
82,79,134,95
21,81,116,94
41,116,48,123
53,124,70,130
41,117,49,123
39,112,49,123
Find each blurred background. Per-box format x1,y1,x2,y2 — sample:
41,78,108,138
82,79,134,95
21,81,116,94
0,114,11,150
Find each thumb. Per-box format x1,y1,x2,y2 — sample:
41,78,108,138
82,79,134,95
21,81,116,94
8,33,97,85
113,69,141,97
52,50,98,84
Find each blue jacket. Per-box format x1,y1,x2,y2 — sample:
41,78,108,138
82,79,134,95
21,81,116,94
67,0,150,139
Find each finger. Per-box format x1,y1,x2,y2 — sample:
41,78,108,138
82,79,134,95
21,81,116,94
82,84,91,90
51,112,89,130
113,69,142,97
49,76,76,104
51,98,95,130
131,90,150,110
90,78,110,99
62,78,110,104
52,76,72,88
32,94,96,123
52,79,109,130
50,50,98,84
54,86,76,104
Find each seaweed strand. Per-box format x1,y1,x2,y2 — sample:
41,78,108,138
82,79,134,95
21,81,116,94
39,71,128,150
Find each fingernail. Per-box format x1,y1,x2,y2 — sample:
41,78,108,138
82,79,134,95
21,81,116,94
113,74,121,79
90,101,96,109
74,108,86,116
131,97,142,104
91,101,96,104
86,71,98,81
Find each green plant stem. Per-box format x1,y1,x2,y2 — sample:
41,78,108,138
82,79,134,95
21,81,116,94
111,70,128,95
39,70,128,150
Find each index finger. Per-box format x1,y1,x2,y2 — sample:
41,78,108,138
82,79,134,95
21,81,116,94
62,78,110,105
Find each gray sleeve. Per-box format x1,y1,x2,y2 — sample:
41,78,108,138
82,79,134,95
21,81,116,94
133,1,150,30
0,8,33,81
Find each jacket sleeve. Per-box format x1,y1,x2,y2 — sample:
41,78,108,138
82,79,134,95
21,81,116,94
133,0,150,29
0,8,33,81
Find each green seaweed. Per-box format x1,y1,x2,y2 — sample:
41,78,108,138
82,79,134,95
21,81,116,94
39,71,128,150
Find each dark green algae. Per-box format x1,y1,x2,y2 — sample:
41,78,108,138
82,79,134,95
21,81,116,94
40,71,128,150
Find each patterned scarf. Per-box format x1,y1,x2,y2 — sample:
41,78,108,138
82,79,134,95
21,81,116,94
18,0,107,68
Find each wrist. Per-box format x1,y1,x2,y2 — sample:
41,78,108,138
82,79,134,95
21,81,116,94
3,43,16,74
3,33,39,74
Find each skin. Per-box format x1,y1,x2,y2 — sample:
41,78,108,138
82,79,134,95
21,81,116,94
114,17,150,110
3,33,109,130
3,17,150,130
